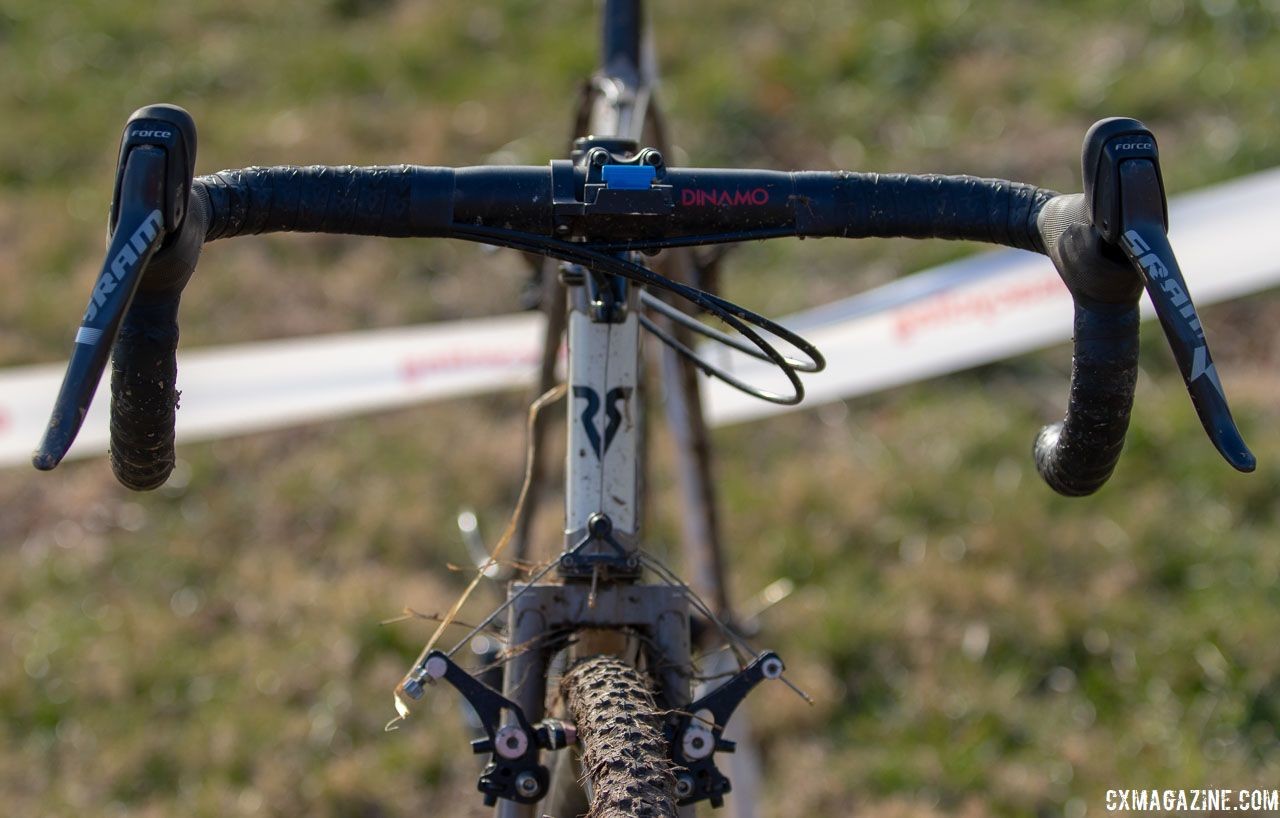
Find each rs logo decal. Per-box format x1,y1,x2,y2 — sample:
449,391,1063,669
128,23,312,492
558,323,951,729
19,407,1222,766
573,386,632,458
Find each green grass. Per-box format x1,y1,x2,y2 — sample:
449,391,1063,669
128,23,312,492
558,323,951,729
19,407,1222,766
4,1,1280,816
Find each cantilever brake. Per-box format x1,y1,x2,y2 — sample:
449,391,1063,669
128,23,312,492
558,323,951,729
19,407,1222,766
398,650,561,805
666,651,785,807
1085,118,1254,472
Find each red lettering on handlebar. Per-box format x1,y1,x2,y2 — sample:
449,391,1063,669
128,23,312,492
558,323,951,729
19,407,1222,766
680,188,770,207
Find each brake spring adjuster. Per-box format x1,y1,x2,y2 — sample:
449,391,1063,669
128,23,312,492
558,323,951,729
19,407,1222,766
399,652,574,806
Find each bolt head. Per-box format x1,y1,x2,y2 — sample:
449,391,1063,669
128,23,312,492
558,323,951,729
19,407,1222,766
424,655,448,680
515,771,540,797
675,774,695,798
587,513,612,536
682,722,715,761
494,724,529,759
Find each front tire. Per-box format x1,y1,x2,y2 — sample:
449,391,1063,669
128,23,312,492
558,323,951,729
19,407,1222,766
557,655,678,818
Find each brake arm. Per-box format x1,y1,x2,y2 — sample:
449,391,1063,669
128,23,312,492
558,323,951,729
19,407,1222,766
665,651,785,807
400,650,572,805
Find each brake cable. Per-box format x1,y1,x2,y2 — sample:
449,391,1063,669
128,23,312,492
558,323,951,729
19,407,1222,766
638,290,821,371
450,224,825,405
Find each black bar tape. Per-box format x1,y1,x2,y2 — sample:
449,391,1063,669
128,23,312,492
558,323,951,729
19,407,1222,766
1030,192,1143,496
108,187,209,491
198,165,454,241
194,166,1053,253
110,298,182,490
793,172,1055,252
1032,301,1140,496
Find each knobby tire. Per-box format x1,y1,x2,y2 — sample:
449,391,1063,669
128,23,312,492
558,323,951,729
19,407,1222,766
559,655,678,818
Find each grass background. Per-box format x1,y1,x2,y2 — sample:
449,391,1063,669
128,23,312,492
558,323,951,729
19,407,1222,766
3,0,1279,815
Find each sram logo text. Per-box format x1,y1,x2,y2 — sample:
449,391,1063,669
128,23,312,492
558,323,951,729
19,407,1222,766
83,209,163,323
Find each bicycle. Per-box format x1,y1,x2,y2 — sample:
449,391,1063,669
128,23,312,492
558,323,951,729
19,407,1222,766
31,1,1255,816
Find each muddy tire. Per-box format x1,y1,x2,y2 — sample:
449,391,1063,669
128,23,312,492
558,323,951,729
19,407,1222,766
557,655,678,818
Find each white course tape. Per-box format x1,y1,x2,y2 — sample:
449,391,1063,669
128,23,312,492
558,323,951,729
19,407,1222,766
1,314,543,468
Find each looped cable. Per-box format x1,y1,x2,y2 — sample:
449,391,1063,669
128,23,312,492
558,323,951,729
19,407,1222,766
639,290,821,370
450,225,825,405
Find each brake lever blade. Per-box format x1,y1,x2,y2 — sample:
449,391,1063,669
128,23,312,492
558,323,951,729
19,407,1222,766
33,146,168,470
1117,216,1255,472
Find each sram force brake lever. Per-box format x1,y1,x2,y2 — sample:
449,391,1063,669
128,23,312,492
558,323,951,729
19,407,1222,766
1085,118,1254,473
33,104,196,472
